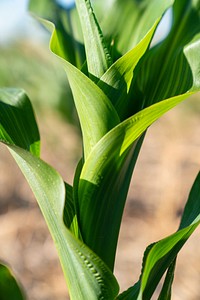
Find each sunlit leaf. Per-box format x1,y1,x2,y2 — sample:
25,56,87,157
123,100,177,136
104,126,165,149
0,89,119,300
78,92,192,270
98,20,159,119
118,172,200,299
38,18,120,159
100,0,175,54
157,170,200,299
75,0,112,80
9,146,119,300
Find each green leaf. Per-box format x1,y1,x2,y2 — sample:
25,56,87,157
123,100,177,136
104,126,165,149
0,262,25,300
0,88,40,156
133,0,200,110
39,19,120,159
97,19,159,119
63,61,120,159
9,147,119,300
138,224,199,300
118,172,200,300
29,0,85,68
157,260,176,300
116,282,141,300
100,0,175,54
63,182,82,240
77,92,192,270
75,0,112,80
117,226,199,300
157,170,200,299
180,171,200,229
0,89,119,299
28,9,120,158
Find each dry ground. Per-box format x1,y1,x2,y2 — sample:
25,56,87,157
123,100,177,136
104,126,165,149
0,95,200,300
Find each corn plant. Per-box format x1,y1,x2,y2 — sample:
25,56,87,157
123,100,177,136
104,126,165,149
0,0,200,299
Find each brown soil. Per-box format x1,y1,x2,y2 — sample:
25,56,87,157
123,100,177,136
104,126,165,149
0,96,200,300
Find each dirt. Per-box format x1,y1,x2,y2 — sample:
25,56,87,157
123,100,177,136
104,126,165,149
0,96,200,300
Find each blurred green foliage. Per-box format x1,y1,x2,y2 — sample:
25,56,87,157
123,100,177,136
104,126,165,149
0,40,77,124
0,0,199,127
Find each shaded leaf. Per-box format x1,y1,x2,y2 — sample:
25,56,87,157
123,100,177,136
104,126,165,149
180,171,200,229
0,88,40,156
63,182,82,240
0,262,25,300
116,282,141,300
157,260,176,300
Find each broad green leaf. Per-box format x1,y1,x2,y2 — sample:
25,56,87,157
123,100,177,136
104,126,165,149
100,0,175,54
117,228,200,300
75,0,112,80
0,262,25,300
0,88,78,237
138,224,199,300
63,62,120,158
40,19,120,159
97,20,159,119
9,147,119,300
0,88,40,156
118,172,200,299
78,92,192,270
0,90,119,300
29,0,85,68
133,0,200,111
116,244,155,300
157,170,200,299
80,135,145,271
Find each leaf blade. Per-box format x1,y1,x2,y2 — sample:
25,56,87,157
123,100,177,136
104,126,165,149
0,88,40,156
133,0,200,110
29,0,85,68
98,19,160,119
0,89,119,300
75,0,112,80
100,0,175,54
9,147,119,300
118,172,200,299
78,92,192,269
40,18,120,158
0,262,25,300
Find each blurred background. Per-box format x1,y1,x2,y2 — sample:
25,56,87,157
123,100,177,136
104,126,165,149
0,1,200,299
